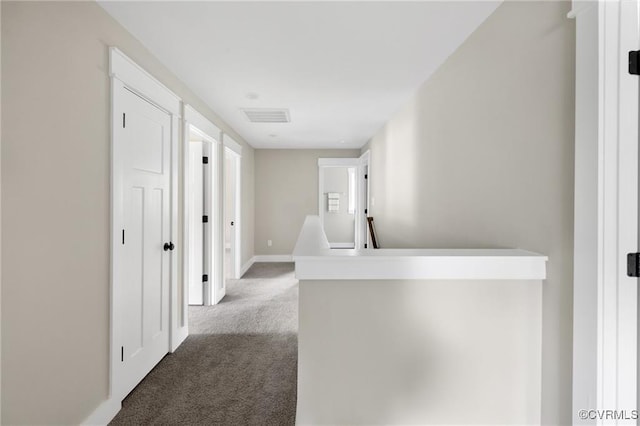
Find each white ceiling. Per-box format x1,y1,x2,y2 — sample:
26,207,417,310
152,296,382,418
99,1,501,149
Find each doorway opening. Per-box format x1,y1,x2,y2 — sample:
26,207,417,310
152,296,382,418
318,153,370,250
186,127,218,306
183,105,225,308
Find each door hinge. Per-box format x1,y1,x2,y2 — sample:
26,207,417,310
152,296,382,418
122,229,125,245
203,274,209,282
364,243,368,249
121,346,124,362
203,156,209,164
365,174,368,179
364,208,368,214
203,215,209,223
122,113,126,128
629,51,640,75
627,253,640,277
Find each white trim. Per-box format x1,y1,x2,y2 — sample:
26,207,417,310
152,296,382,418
169,113,181,351
81,398,121,426
598,0,638,416
572,1,639,421
183,105,222,309
330,242,355,249
358,150,371,249
240,257,255,277
253,255,293,263
359,151,371,166
171,326,189,353
223,133,242,155
294,254,547,281
213,141,225,303
318,157,359,167
182,105,192,312
185,105,221,142
567,1,596,20
109,48,180,117
202,140,214,305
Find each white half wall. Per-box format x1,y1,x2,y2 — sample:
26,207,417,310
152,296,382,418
297,278,542,425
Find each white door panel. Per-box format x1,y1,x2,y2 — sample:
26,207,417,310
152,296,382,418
223,148,239,287
119,88,171,396
188,141,204,305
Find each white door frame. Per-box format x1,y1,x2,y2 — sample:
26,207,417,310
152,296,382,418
187,139,204,306
223,134,242,280
571,1,639,422
318,157,366,249
359,150,371,250
183,105,222,307
109,48,181,401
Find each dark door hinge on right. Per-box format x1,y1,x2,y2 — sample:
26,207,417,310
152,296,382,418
629,51,640,75
627,253,640,277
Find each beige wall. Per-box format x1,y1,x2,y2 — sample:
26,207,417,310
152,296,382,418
1,1,254,424
363,1,575,423
255,149,359,255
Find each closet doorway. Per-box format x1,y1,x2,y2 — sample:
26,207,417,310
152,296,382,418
183,106,224,307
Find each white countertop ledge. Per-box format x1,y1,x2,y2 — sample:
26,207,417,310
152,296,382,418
293,216,547,280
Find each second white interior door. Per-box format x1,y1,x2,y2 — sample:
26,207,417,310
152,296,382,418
188,140,204,305
224,149,237,280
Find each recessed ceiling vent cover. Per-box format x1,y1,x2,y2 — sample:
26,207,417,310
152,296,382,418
242,108,290,123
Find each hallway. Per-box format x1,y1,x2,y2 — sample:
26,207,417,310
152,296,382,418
110,263,298,425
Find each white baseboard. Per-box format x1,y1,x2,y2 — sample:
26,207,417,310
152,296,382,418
240,257,255,277
253,255,293,263
171,326,189,352
82,397,121,426
330,242,355,249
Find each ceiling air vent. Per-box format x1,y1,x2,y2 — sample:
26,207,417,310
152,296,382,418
242,108,290,123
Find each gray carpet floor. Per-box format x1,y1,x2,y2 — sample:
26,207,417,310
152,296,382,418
110,262,298,426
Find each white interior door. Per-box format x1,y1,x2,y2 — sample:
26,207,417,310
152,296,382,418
118,87,171,396
224,150,237,280
188,141,204,305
